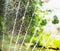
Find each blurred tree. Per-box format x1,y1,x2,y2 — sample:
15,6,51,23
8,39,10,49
52,15,59,24
0,0,5,16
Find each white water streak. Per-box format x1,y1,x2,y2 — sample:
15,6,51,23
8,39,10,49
26,0,40,51
19,18,32,51
39,36,51,51
31,34,43,51
19,5,36,51
9,0,21,51
31,33,51,51
2,0,10,51
4,0,9,20
2,32,4,51
26,21,41,51
13,1,30,51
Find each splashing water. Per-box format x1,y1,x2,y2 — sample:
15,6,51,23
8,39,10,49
13,1,30,51
19,4,37,51
2,0,60,51
8,0,22,51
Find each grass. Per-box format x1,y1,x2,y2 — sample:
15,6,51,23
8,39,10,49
1,34,60,51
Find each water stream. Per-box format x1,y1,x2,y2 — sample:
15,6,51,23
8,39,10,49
2,0,60,51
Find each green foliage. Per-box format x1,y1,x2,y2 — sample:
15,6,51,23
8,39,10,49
2,0,60,50
0,0,5,16
0,16,3,38
52,15,59,24
39,32,60,48
40,19,47,26
0,16,2,30
0,16,3,50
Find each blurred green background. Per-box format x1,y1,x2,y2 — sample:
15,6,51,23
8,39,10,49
0,0,60,51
